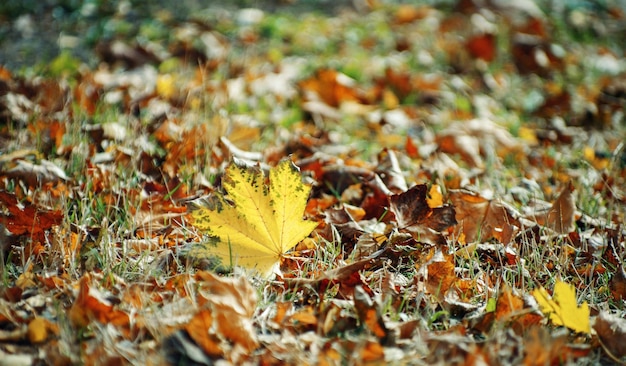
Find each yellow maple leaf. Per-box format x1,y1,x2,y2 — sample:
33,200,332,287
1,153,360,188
190,159,318,276
532,280,590,334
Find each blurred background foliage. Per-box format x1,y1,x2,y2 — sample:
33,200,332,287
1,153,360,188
0,0,623,72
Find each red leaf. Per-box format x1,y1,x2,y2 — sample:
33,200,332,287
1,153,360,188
466,33,496,62
0,191,62,242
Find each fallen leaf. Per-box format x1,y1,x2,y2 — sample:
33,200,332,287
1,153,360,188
184,272,259,359
195,271,258,353
424,251,457,299
546,181,576,234
69,273,130,328
449,189,521,244
191,159,319,276
426,184,443,208
358,340,385,363
299,68,361,108
185,309,222,358
287,306,319,333
354,285,389,342
284,255,379,299
163,331,214,365
27,317,52,344
436,118,521,168
521,325,590,365
3,159,68,187
609,264,626,301
389,184,457,245
376,148,407,193
594,312,626,359
492,285,541,332
532,280,590,334
466,33,496,62
0,191,63,243
394,4,430,24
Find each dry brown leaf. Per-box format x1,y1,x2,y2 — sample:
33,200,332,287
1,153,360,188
495,285,524,321
546,181,576,234
272,301,292,327
193,271,259,354
466,33,496,62
358,340,385,363
449,189,521,244
15,263,36,289
289,306,319,327
609,264,626,301
521,326,588,366
394,4,430,24
594,312,626,359
376,148,407,193
389,184,457,245
283,256,379,299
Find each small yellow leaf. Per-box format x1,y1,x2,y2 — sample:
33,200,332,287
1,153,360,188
156,74,175,99
532,280,590,334
191,159,318,276
27,317,48,343
426,184,443,208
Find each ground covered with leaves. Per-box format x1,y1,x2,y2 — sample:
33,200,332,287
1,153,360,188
1,0,626,364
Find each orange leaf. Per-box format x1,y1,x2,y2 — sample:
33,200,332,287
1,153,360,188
425,252,457,298
185,309,222,358
69,273,130,328
354,286,389,341
0,191,63,242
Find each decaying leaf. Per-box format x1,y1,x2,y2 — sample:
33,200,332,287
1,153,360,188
299,68,362,108
532,280,590,334
283,255,380,299
191,159,318,276
492,285,541,332
2,2,626,365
